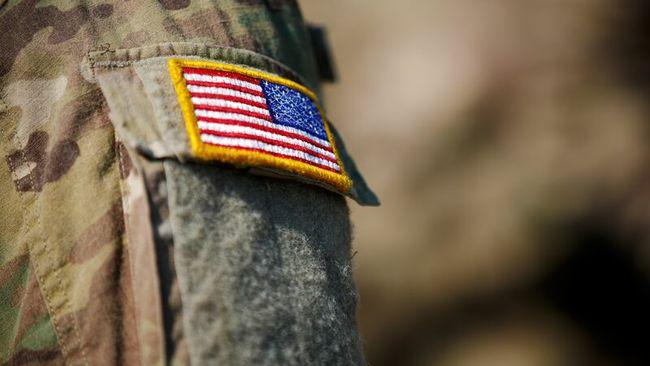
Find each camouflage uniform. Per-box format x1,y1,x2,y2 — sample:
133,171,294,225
0,1,377,365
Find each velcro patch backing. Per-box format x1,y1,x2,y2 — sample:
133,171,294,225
168,58,352,193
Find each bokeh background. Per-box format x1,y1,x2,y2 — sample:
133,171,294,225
300,1,650,365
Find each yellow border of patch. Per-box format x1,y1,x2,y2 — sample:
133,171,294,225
168,58,352,193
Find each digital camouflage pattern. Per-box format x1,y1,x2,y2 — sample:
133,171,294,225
0,1,373,365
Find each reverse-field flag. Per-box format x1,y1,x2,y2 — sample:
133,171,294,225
169,59,352,193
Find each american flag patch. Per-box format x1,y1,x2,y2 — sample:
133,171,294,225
168,59,352,193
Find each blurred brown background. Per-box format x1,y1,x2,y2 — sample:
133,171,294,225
300,1,650,365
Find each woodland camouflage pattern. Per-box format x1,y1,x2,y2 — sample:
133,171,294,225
0,1,369,365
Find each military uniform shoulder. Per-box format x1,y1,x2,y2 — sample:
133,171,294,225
86,42,379,205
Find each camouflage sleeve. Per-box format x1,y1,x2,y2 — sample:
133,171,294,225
0,1,375,365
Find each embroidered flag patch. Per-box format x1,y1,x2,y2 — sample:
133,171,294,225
168,59,352,193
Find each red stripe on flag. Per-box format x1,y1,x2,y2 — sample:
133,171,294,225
182,67,260,84
200,129,339,164
196,117,332,151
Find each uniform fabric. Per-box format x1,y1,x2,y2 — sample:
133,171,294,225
0,1,374,365
166,162,364,365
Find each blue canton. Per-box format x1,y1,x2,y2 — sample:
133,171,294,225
261,80,328,139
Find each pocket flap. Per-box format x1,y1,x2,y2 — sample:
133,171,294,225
86,43,378,206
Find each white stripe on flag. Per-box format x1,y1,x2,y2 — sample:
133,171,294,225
191,97,270,116
187,85,266,104
200,134,340,171
194,109,331,148
197,121,336,159
183,73,262,92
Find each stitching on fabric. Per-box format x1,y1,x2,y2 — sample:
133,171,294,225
168,58,353,193
87,42,310,88
23,132,88,365
1,123,70,361
39,194,90,365
9,153,71,362
18,153,89,365
26,261,71,360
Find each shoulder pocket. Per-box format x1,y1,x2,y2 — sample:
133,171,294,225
85,42,378,206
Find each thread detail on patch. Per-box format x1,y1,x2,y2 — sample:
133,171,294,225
169,59,352,193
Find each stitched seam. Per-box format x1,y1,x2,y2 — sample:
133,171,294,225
86,41,312,89
2,131,73,361
2,121,70,362
25,253,71,361
13,155,73,363
37,190,90,366
9,131,90,366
